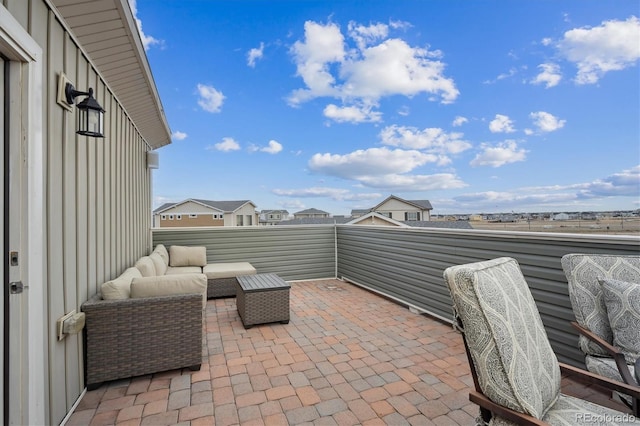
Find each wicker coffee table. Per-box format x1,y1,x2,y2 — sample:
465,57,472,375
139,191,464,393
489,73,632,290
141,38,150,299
236,273,290,328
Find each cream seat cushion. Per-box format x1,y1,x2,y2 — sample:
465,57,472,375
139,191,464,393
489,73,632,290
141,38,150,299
101,267,142,300
203,262,256,279
166,266,203,275
130,274,207,308
169,245,207,267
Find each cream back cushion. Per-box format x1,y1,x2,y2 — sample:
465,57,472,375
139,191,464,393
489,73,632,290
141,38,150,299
153,244,170,265
101,267,142,300
135,256,156,277
130,274,207,308
169,245,207,267
149,252,168,276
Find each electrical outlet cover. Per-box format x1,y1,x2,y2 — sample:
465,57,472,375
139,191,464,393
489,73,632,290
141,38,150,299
56,310,76,341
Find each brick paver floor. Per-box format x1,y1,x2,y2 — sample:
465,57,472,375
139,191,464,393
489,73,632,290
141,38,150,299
66,279,630,425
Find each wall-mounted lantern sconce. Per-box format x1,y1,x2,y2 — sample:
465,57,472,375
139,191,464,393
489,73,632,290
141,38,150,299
64,83,106,138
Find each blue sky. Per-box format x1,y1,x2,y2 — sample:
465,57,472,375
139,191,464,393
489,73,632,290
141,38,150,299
131,1,640,216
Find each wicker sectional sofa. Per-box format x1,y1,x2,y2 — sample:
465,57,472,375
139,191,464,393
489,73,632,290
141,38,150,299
81,244,256,389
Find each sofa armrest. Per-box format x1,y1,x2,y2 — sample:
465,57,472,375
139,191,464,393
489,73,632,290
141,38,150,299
81,292,203,388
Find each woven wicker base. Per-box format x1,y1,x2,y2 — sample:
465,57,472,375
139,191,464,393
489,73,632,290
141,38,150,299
207,277,238,299
236,282,290,328
82,293,203,388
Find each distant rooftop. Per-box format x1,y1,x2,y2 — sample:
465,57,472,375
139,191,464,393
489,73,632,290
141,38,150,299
154,198,254,214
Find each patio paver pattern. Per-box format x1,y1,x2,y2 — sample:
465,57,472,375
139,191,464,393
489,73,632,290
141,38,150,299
67,279,629,425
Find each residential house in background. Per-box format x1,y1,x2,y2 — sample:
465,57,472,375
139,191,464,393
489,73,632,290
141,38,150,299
154,199,258,227
350,209,370,218
259,209,289,226
278,216,352,225
0,1,171,423
347,212,409,227
371,195,433,221
293,208,331,219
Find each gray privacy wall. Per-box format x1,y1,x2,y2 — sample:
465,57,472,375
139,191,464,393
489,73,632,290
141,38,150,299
336,225,640,366
152,226,337,281
154,224,640,367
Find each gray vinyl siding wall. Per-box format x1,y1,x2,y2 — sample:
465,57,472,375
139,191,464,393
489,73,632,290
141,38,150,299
6,1,153,423
336,225,640,367
153,226,337,281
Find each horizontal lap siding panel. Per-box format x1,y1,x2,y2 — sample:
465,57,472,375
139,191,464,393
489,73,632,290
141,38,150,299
152,226,336,281
336,226,639,368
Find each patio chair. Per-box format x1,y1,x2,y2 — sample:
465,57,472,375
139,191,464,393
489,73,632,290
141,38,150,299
561,253,640,412
444,257,640,425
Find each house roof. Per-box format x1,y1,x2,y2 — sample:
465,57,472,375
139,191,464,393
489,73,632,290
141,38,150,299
154,199,255,214
404,221,473,229
347,212,408,227
294,208,330,215
277,217,352,225
51,0,171,149
373,195,433,211
350,209,371,216
261,210,289,214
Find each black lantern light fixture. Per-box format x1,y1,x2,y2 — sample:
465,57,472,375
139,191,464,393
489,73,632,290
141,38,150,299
65,83,106,138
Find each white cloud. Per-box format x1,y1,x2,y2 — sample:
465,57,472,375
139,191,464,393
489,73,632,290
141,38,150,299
196,84,225,113
171,130,187,141
452,116,468,127
248,140,283,154
451,165,640,211
306,145,468,191
262,140,283,154
129,0,162,50
288,20,459,108
347,21,389,50
470,140,527,168
531,63,562,88
379,125,472,160
323,104,382,123
247,42,265,67
557,16,640,84
483,67,521,85
529,111,566,133
209,137,240,152
272,187,382,201
489,114,516,133
309,147,436,179
389,20,412,30
340,38,458,103
577,165,640,198
281,200,306,210
356,173,467,191
289,21,345,104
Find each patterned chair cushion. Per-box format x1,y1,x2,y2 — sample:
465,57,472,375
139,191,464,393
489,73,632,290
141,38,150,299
561,254,640,357
586,355,635,405
600,278,640,364
444,257,561,419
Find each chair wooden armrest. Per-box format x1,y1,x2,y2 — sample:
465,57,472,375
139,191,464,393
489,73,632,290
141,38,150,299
469,391,548,425
571,321,637,386
560,362,640,399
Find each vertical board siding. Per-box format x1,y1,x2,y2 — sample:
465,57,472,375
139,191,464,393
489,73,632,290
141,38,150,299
336,225,640,367
152,226,337,281
7,0,155,422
